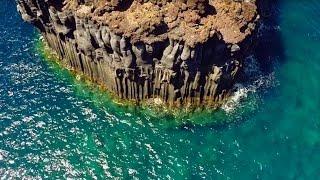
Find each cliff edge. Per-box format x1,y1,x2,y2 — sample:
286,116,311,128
17,0,259,108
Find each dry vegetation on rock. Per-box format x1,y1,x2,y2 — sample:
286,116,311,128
17,0,259,108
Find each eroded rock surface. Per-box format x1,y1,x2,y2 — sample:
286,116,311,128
17,0,259,107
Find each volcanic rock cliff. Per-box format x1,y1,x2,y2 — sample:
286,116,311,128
17,0,259,108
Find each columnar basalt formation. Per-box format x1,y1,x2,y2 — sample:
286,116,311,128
17,0,259,108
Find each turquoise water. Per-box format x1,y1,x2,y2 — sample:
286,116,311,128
1,0,320,179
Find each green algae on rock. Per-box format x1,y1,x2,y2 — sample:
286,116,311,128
36,38,261,126
17,0,259,108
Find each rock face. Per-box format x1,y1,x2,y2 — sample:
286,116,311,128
17,0,259,107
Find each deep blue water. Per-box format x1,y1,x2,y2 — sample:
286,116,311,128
1,0,320,179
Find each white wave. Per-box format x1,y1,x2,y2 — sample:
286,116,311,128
222,84,253,113
222,56,277,113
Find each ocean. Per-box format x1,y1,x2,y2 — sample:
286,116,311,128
1,0,320,179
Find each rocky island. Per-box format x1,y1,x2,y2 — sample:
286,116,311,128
17,0,259,108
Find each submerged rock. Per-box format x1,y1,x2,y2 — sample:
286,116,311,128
17,0,259,108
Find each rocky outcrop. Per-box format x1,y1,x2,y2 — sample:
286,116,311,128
17,0,259,108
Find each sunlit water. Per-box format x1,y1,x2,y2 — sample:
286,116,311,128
1,0,320,179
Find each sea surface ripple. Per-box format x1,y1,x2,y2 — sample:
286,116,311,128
1,0,320,179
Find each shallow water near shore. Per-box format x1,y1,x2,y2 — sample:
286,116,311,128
1,0,320,179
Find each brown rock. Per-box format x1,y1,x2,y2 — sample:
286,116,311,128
17,0,260,108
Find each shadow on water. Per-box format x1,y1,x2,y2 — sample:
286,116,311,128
174,0,287,131
255,0,286,73
141,0,287,131
205,0,286,130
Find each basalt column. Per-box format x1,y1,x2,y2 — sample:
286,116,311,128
17,0,259,108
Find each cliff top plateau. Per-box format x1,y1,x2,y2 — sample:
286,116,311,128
59,0,258,47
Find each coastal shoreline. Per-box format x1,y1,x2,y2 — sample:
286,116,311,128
18,0,259,108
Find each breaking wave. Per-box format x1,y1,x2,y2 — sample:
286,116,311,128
222,56,278,114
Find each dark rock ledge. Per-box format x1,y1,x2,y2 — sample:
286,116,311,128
17,0,259,108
